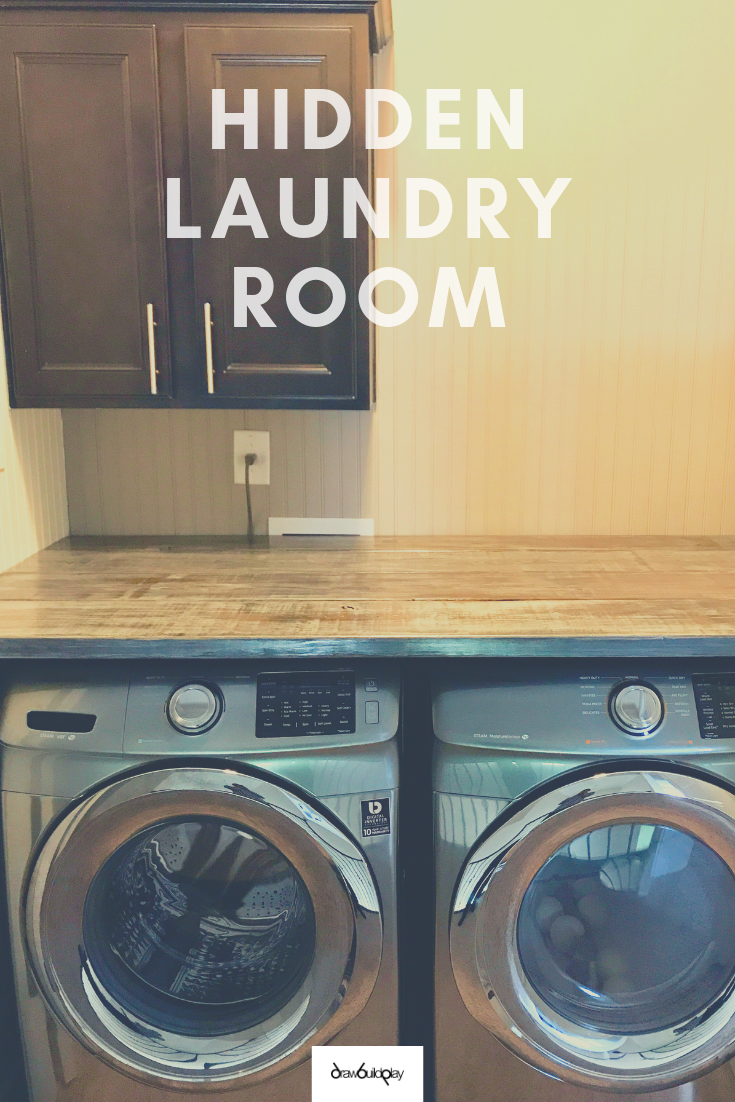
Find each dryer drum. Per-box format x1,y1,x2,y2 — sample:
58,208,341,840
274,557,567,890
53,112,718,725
450,769,735,1093
516,823,735,1035
23,766,383,1088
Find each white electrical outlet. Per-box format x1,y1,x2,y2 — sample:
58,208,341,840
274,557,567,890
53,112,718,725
234,430,270,485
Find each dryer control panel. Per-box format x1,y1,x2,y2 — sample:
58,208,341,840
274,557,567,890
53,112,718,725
432,661,735,755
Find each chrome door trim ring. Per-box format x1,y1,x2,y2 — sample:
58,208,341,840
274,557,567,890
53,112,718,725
24,766,383,1091
450,769,735,1093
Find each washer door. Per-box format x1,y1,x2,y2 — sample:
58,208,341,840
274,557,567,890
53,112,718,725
25,766,382,1089
450,768,735,1093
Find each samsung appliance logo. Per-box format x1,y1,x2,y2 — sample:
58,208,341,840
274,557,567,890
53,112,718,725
313,1046,422,1100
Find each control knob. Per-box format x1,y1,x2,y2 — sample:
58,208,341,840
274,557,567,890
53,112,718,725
167,682,222,734
609,681,663,735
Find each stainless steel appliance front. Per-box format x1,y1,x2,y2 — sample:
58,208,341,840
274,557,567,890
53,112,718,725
25,767,382,1088
434,661,735,1102
1,659,400,1101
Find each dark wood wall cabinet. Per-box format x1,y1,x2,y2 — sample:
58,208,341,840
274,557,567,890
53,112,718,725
0,0,390,409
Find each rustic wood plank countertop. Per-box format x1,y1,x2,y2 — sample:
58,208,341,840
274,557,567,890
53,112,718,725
2,534,735,658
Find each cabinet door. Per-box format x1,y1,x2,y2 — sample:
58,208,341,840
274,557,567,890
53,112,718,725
0,24,170,404
185,22,371,409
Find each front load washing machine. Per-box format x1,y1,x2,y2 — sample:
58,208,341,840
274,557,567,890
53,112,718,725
433,661,735,1102
0,659,399,1101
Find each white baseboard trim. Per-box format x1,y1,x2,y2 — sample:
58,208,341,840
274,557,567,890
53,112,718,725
268,517,375,537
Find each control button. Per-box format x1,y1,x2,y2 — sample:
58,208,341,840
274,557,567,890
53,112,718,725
365,700,380,724
365,678,379,692
609,682,663,735
167,683,222,734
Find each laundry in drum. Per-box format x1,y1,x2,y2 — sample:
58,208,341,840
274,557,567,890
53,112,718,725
82,816,317,1034
516,823,735,1034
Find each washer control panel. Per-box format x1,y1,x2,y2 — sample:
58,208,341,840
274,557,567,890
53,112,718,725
0,661,400,754
609,681,663,735
256,670,355,738
692,674,735,739
120,660,398,755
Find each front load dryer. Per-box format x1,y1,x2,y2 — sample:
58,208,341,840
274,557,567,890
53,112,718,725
0,659,399,1101
433,661,735,1102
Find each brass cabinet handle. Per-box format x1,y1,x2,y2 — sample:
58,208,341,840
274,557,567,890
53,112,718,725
146,303,158,396
204,302,215,394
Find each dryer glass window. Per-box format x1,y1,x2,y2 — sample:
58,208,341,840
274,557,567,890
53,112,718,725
82,816,316,1036
516,823,735,1034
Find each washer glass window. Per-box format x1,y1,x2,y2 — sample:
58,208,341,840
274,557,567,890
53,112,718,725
516,823,735,1034
82,816,316,1036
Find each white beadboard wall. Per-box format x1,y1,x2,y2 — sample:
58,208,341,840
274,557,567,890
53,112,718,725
64,0,735,537
0,317,68,572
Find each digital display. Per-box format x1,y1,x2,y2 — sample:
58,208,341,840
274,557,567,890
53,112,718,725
692,674,735,739
256,671,355,738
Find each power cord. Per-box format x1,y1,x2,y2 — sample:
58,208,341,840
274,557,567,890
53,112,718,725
244,452,257,544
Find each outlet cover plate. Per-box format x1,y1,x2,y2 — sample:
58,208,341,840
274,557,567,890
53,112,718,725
234,430,270,485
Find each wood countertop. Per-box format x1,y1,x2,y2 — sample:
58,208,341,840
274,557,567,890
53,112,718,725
2,535,735,658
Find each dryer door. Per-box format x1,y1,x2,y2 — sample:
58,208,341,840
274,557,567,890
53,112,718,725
450,767,735,1093
25,765,382,1089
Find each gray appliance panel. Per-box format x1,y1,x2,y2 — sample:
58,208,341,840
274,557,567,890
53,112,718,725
433,664,731,755
0,660,400,757
1,740,399,800
0,663,128,753
433,741,582,799
124,660,399,754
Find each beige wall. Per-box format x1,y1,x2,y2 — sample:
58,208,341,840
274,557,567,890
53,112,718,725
63,408,370,537
0,315,68,572
64,0,735,536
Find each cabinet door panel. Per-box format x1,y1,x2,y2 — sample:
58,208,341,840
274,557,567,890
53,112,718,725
0,24,170,401
185,24,370,408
